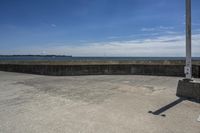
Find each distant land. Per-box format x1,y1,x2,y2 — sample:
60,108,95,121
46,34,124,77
0,55,200,61
0,55,72,57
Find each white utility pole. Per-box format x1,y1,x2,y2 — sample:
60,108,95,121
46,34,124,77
185,0,192,79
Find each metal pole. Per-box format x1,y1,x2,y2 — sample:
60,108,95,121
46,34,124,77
185,0,192,79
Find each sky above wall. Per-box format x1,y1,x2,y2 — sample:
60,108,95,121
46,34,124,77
0,0,200,56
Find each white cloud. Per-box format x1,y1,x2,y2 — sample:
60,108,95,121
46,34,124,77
107,33,160,40
1,33,200,57
107,36,121,39
141,28,156,32
141,26,174,32
51,24,57,28
33,33,200,57
159,26,174,30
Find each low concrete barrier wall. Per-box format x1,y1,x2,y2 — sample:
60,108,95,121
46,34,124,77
0,60,199,77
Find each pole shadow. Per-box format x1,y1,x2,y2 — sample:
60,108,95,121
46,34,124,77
148,98,186,117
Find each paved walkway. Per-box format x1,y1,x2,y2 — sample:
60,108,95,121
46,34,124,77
0,71,199,133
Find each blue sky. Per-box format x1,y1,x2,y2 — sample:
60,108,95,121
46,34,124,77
0,0,200,56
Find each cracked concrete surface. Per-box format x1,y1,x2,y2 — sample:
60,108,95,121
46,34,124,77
0,71,199,133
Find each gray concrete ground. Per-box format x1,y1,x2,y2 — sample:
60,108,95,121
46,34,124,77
0,71,199,133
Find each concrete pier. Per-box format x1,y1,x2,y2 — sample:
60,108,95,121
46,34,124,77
0,60,200,77
0,71,199,133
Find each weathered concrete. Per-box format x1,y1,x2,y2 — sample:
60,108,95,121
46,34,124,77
0,71,199,133
176,79,200,102
0,60,200,77
0,60,200,65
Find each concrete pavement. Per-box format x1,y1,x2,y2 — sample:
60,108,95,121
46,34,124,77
0,71,199,133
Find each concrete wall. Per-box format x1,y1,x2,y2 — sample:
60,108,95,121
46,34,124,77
0,60,199,77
